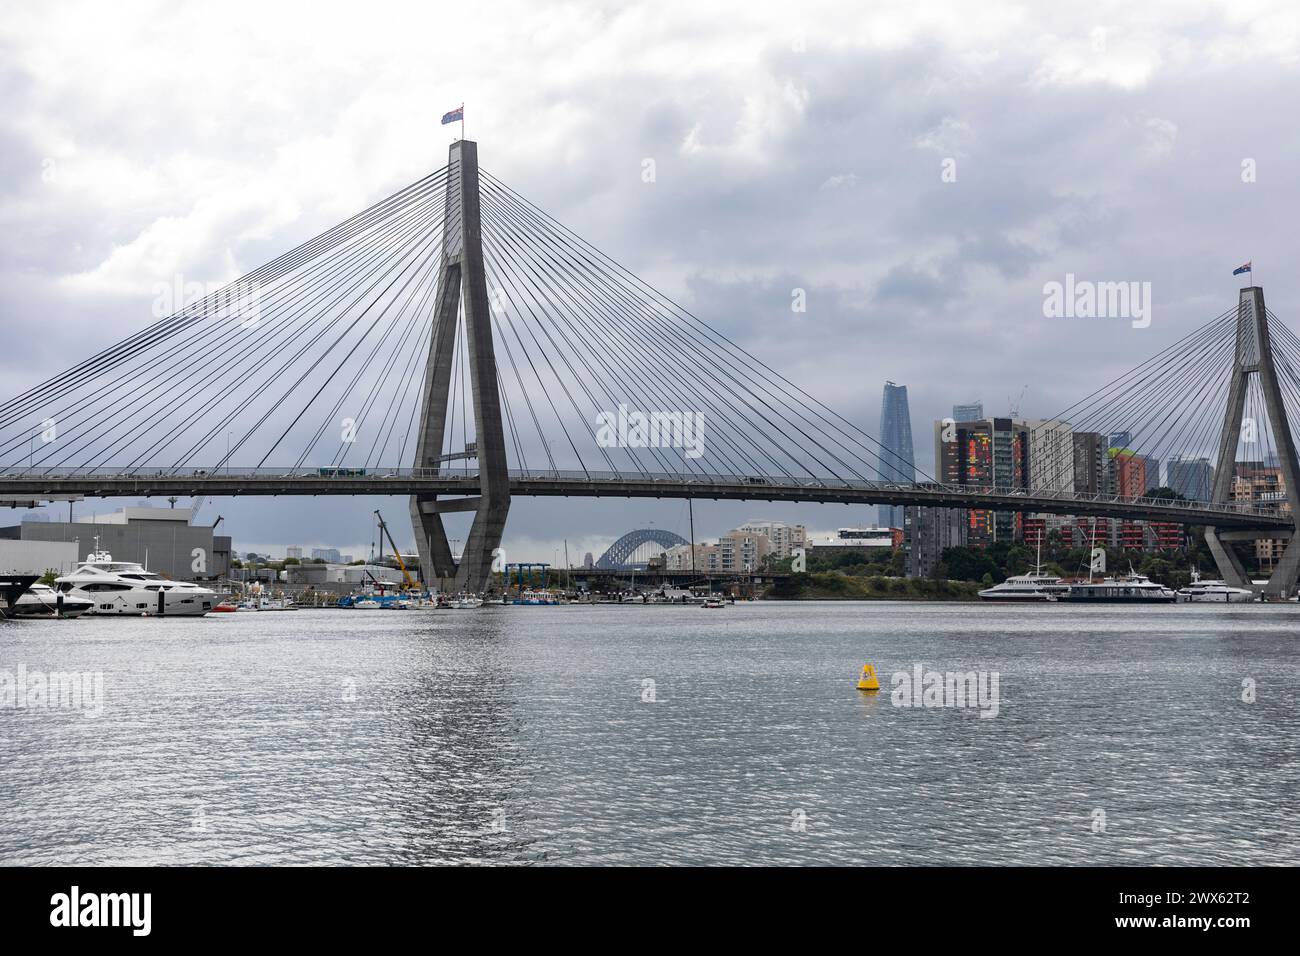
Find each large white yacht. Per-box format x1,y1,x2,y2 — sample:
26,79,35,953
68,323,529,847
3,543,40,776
977,570,1069,602
1176,570,1255,604
9,582,94,619
977,540,1070,602
55,547,216,617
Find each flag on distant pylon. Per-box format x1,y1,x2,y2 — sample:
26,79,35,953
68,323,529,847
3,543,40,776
441,105,464,125
1233,261,1252,276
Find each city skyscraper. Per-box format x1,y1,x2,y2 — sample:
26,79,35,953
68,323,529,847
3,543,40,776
1167,457,1214,502
877,381,915,529
935,416,1030,546
953,401,983,422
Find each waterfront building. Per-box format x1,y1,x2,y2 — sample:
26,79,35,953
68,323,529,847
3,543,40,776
904,504,966,578
0,505,232,581
662,542,720,572
877,381,915,530
735,520,807,558
1232,464,1288,568
809,527,901,555
1075,517,1110,551
1147,522,1183,551
1117,521,1145,551
0,538,80,575
718,532,771,573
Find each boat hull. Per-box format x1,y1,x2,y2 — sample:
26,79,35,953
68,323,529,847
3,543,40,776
1056,593,1178,604
9,600,93,619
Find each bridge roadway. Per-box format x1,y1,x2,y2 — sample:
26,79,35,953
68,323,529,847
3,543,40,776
0,468,1288,531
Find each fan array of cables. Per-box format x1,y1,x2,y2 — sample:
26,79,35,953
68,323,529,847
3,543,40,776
476,170,924,484
1037,303,1300,503
0,166,455,475
0,163,925,487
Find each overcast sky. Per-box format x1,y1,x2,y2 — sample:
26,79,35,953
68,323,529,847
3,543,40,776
2,0,1298,561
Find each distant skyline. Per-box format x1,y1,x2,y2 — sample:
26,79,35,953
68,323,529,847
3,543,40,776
2,0,1298,559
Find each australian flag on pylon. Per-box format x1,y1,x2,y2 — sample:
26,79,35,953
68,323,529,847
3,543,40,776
441,105,464,125
1233,261,1252,276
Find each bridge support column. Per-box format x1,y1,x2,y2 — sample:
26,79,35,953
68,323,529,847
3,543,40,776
409,140,511,594
1205,286,1300,598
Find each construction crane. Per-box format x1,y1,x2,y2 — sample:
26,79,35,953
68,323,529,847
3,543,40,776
1007,385,1029,418
373,509,416,590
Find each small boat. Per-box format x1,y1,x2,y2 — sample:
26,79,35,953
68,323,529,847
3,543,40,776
449,596,484,609
702,597,725,609
511,589,558,606
0,574,39,620
1177,570,1255,603
8,582,94,619
353,598,383,609
235,597,298,611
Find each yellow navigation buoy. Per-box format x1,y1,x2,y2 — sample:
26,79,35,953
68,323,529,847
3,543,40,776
857,664,880,692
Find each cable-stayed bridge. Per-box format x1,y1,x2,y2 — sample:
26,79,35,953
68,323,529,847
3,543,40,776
1,140,1297,593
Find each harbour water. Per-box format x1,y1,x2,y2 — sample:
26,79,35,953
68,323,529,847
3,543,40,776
1,602,1297,866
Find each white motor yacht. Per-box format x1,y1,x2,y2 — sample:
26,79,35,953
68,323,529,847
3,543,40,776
978,571,1068,602
978,540,1069,602
1177,570,1255,603
55,549,217,617
8,582,94,618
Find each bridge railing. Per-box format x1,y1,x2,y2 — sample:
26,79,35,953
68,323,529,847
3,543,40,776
0,465,1282,520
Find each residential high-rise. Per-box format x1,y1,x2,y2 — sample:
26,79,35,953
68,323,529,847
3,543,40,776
904,502,967,578
1167,457,1213,501
1108,448,1147,498
936,416,1029,545
1072,432,1105,494
736,520,807,558
877,381,915,530
1027,419,1073,492
952,401,983,422
718,532,771,572
1232,464,1288,567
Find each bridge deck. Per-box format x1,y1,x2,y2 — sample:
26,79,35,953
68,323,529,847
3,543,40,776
0,469,1287,530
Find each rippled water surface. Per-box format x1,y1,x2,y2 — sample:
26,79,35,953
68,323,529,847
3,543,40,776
1,602,1297,865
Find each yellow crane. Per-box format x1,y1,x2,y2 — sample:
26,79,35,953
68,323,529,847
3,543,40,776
373,509,416,591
